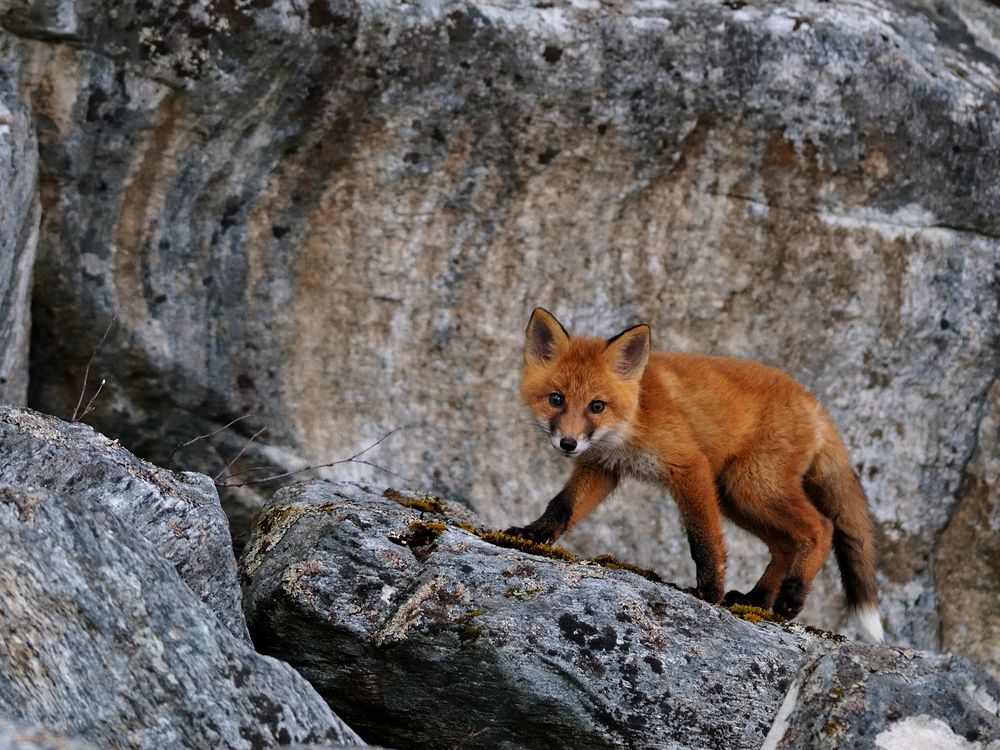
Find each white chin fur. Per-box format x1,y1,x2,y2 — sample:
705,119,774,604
855,605,884,643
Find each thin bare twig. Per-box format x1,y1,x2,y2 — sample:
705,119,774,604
213,464,274,480
76,378,106,422
71,311,119,422
167,410,259,465
214,425,268,483
215,426,409,488
221,456,406,482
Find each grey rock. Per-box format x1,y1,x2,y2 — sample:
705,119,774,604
0,719,97,750
1,0,998,672
0,405,247,641
0,0,79,40
0,482,363,749
0,74,37,406
241,481,1000,750
936,381,1000,681
766,647,1000,749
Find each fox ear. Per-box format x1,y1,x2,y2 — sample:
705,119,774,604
604,324,651,380
525,308,570,366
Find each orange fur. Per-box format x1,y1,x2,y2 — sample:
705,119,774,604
510,308,880,629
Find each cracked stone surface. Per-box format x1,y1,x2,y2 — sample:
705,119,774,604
0,73,37,405
0,405,248,641
241,481,1000,750
766,647,1000,750
0,482,363,749
0,719,97,750
1,0,998,668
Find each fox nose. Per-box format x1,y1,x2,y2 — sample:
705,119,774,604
559,437,577,453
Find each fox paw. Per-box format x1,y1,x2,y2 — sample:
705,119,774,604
723,589,752,607
503,525,554,545
684,585,724,605
724,589,771,609
773,578,806,619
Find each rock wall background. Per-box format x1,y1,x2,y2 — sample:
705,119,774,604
0,0,998,673
0,71,37,405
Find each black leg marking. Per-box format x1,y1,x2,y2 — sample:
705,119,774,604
773,577,806,619
724,590,764,608
724,584,775,609
505,488,573,544
687,530,724,605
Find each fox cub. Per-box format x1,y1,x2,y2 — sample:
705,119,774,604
507,308,882,642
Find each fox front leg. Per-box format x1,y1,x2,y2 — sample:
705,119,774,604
663,456,727,605
504,488,572,545
506,464,618,545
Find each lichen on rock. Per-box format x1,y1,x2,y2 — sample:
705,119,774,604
241,481,1000,750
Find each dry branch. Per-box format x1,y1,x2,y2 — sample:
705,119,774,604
71,311,118,422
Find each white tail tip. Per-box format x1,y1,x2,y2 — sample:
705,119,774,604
855,605,884,643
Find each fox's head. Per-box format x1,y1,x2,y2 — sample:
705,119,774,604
521,308,651,457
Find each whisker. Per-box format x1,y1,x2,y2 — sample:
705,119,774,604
519,416,552,437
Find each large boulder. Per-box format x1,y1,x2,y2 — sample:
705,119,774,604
241,482,1000,750
0,405,247,641
0,75,38,405
766,647,1000,750
1,0,998,669
0,482,362,749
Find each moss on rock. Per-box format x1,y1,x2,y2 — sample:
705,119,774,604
477,530,577,562
383,488,446,515
726,604,786,625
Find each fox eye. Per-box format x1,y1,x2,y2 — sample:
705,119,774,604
589,400,605,414
548,393,564,408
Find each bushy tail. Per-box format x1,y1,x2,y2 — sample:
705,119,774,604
805,431,884,643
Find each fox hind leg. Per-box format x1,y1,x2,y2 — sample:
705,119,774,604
771,491,833,619
721,465,834,619
723,541,792,610
717,471,792,610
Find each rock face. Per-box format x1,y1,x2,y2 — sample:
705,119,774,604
0,405,247,641
0,482,362,749
0,720,97,750
1,0,998,671
0,75,38,405
936,381,1000,679
766,647,1000,750
241,481,1000,750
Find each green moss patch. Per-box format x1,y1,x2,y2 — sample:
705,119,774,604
457,609,486,641
726,604,786,625
383,488,446,515
476,531,669,586
406,520,447,546
589,554,663,583
477,530,577,561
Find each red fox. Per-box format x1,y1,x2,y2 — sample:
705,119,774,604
507,308,883,642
